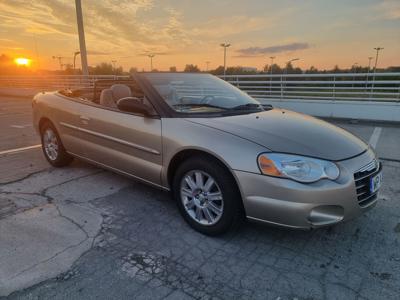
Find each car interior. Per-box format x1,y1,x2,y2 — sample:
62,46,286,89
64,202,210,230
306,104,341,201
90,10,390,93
58,79,155,114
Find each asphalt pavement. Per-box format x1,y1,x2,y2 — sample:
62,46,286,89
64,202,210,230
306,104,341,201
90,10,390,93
0,96,399,300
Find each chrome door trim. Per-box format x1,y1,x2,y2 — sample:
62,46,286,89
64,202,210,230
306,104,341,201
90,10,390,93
60,122,161,155
67,150,169,191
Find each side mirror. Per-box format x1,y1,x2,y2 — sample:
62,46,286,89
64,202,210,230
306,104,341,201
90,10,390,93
117,97,152,116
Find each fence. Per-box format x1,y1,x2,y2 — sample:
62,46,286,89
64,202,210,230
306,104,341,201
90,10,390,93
0,72,399,102
221,72,400,102
0,75,129,90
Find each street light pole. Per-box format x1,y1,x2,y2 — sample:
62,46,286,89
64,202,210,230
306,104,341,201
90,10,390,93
111,60,117,76
75,0,89,76
73,51,80,73
269,56,275,94
352,62,359,88
220,43,231,77
373,47,384,72
147,54,155,71
371,47,384,97
283,58,299,94
367,56,373,71
285,58,299,74
365,56,373,90
206,61,210,72
269,56,275,75
52,56,64,70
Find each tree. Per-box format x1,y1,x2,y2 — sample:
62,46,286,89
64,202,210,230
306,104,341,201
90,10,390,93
129,67,138,74
184,64,200,72
284,62,302,74
305,66,319,74
210,66,225,75
331,65,342,73
262,63,282,74
88,62,124,75
169,66,177,72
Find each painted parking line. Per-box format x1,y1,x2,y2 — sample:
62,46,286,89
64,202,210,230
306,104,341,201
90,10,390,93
10,124,33,129
368,127,382,149
0,144,41,156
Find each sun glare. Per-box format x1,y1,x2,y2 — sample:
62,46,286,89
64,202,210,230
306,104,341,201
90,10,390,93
15,57,31,66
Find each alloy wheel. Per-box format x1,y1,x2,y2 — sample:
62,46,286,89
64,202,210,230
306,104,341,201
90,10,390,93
180,170,224,226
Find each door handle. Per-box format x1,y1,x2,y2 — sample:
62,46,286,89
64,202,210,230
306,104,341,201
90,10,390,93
80,115,90,124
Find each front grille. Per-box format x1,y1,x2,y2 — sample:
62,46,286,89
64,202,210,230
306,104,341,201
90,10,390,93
353,159,381,207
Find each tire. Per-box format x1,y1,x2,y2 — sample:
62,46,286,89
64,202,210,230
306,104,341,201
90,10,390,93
40,121,73,167
173,156,243,236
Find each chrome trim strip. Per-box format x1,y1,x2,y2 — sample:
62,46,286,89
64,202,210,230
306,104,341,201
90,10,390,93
67,151,169,191
60,122,160,155
357,159,377,173
247,216,308,229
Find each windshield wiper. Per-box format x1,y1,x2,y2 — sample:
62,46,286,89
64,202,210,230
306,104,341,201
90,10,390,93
173,103,228,110
228,103,264,111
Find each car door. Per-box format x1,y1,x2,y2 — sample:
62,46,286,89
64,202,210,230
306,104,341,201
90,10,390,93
76,102,163,186
50,94,87,156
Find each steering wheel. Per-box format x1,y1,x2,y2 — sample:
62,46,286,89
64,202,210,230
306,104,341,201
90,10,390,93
200,95,215,104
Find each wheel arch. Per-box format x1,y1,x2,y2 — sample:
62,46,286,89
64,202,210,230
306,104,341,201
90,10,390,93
166,148,245,204
38,117,54,132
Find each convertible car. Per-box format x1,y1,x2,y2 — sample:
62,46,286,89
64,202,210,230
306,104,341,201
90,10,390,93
32,73,382,235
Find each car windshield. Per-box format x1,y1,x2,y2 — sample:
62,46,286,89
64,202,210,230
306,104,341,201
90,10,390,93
142,73,263,114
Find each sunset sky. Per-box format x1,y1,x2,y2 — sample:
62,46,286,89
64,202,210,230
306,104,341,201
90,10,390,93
0,0,399,71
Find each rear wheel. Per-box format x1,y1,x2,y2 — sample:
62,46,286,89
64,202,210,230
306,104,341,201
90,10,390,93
40,121,73,167
173,156,243,235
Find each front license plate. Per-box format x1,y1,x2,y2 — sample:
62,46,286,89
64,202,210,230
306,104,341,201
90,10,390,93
370,172,382,193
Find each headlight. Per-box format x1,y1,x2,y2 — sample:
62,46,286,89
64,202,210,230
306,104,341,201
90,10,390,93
257,153,339,183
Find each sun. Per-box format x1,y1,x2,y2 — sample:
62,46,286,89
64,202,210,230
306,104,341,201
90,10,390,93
14,57,31,66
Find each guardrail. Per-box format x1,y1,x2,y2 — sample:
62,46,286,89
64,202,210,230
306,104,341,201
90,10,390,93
0,73,399,102
0,75,130,90
221,73,400,102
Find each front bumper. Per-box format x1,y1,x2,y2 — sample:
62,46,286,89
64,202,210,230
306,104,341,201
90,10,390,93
235,149,380,229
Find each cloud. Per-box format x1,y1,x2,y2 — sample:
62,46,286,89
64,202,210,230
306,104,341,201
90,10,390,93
374,0,400,20
191,16,271,40
0,0,185,56
236,42,311,57
87,50,111,56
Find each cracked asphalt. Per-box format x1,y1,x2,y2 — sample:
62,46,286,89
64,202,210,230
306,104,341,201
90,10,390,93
1,96,400,299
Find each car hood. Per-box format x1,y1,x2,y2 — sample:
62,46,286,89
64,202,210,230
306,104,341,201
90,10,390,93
185,109,367,161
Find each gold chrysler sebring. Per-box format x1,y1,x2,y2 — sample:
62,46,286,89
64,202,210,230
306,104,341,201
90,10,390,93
33,73,382,235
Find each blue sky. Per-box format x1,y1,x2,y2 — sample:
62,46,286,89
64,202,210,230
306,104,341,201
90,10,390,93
0,0,399,71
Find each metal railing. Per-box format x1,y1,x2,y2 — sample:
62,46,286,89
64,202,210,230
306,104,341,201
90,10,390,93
0,75,130,90
0,73,399,102
221,72,400,102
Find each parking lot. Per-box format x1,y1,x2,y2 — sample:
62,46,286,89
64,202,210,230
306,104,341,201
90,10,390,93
1,95,399,299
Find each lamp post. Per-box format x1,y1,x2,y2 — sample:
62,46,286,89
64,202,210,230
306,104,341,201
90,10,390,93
111,60,117,76
269,56,276,94
75,0,89,75
220,43,231,77
269,56,275,75
365,56,373,90
285,58,299,74
147,54,155,71
352,63,359,88
73,51,80,72
367,57,373,71
373,47,384,72
52,56,64,70
371,47,384,97
283,58,299,94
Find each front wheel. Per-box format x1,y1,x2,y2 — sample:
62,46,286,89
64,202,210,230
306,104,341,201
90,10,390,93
40,121,73,167
173,157,243,235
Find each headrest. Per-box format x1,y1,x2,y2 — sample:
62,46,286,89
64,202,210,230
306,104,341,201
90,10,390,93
111,84,131,100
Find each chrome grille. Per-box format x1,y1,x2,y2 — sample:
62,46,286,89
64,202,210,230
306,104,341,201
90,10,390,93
353,159,380,207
